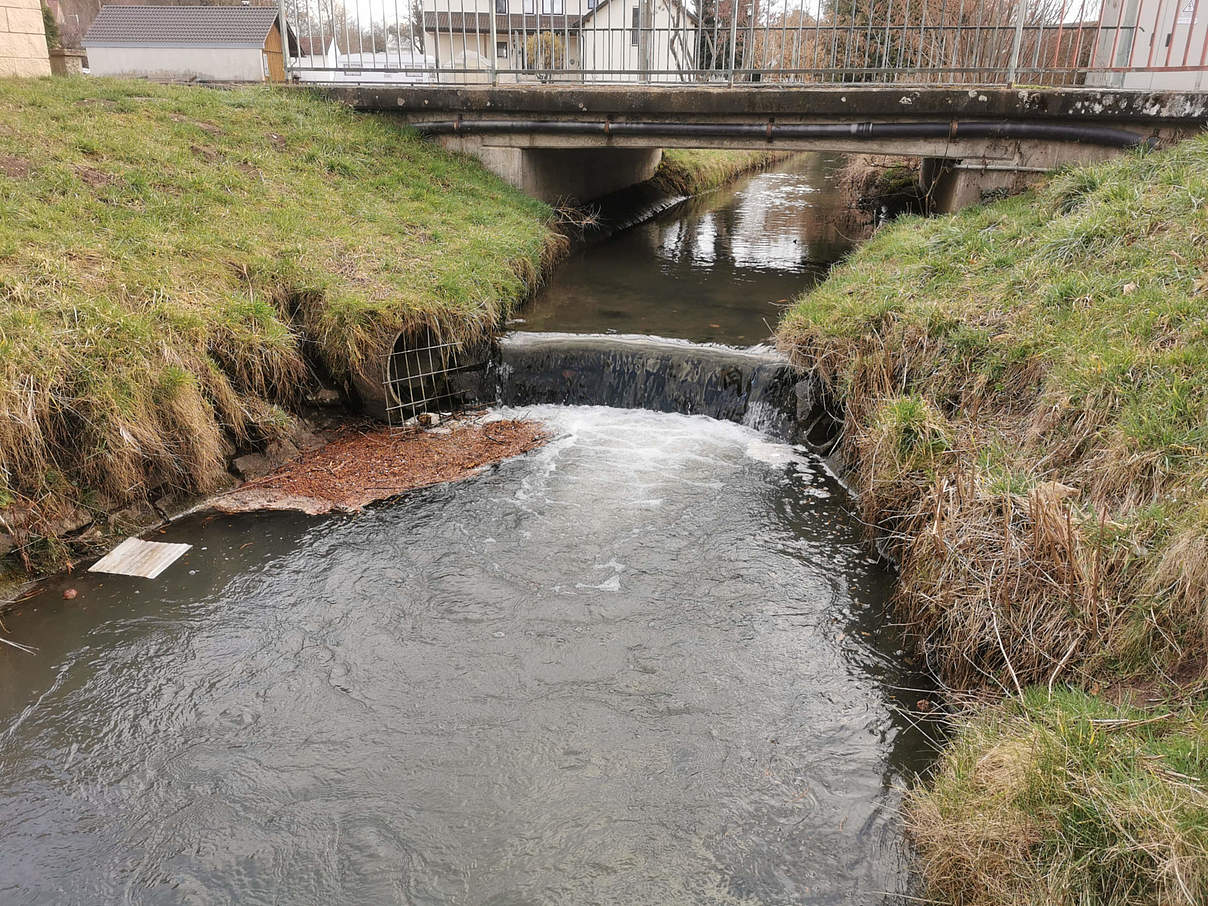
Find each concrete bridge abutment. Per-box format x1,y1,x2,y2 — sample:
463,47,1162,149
436,137,662,204
919,140,1123,212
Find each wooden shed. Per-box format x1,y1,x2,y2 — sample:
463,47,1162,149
83,5,297,82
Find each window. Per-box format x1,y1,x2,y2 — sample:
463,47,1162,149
541,0,563,11
630,6,639,45
523,0,535,12
496,41,508,58
495,0,507,12
586,0,597,8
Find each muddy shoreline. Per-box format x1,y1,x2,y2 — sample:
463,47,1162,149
205,416,549,516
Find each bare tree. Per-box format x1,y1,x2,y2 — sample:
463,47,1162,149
728,0,1094,84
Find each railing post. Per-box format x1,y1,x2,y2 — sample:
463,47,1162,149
638,0,648,81
428,0,442,81
1006,0,1028,85
489,1,499,85
643,0,656,82
727,0,740,85
276,0,291,81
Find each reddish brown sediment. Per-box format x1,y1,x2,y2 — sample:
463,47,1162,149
206,419,548,515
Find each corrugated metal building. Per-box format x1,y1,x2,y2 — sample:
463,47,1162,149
83,5,295,82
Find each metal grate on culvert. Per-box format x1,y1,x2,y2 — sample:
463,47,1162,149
384,327,489,426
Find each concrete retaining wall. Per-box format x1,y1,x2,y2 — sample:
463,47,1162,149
0,0,50,77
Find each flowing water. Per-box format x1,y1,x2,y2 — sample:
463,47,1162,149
0,156,935,905
519,154,857,345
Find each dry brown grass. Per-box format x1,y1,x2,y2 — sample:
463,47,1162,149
0,79,556,567
907,692,1208,906
834,154,921,204
909,732,1048,902
778,139,1208,691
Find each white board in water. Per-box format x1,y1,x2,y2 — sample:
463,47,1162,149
88,537,192,579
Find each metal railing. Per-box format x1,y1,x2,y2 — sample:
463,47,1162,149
284,0,1208,88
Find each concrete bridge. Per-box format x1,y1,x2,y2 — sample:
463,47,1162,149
322,83,1208,208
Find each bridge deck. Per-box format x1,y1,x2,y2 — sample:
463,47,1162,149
322,84,1208,127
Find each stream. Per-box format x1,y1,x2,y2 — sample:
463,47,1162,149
0,155,934,905
519,154,857,345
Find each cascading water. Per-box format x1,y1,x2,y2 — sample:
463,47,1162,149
494,332,817,442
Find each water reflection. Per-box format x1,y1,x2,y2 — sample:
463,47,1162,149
522,154,857,344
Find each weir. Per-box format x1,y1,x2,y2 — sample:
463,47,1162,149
375,157,853,441
375,331,831,446
494,332,820,443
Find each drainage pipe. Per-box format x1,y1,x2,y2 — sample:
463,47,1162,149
413,118,1149,148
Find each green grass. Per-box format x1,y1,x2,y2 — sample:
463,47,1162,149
778,136,1208,690
910,689,1208,905
651,149,787,195
777,135,1208,905
0,77,554,560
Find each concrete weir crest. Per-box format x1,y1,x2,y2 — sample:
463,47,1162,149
377,330,829,446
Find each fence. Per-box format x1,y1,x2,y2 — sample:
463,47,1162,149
283,0,1208,88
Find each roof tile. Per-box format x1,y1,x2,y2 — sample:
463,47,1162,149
84,5,282,48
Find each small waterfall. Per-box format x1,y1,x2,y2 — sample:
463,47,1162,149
493,332,821,442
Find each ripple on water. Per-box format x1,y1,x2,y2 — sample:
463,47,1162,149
0,406,934,905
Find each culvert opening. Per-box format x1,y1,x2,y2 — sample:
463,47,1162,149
384,327,489,426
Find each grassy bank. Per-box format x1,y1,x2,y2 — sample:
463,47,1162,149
910,690,1208,905
777,137,1208,902
835,153,920,201
0,78,555,566
650,149,787,195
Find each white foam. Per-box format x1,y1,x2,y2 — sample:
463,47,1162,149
576,575,621,592
496,405,822,497
743,439,806,467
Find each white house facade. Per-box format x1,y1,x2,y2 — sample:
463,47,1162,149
420,0,697,82
1089,0,1208,89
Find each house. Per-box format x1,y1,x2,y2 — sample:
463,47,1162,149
290,33,436,83
420,0,697,82
83,5,296,82
1088,0,1207,89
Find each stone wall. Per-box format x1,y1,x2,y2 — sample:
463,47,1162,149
1,0,51,76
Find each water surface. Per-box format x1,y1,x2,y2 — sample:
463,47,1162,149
0,407,931,905
520,155,857,344
0,156,936,904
